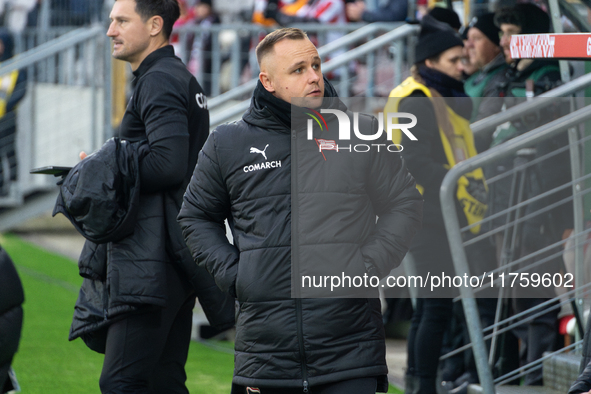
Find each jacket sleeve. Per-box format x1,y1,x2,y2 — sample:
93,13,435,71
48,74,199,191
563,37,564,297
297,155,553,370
360,116,423,278
136,71,190,193
178,132,239,296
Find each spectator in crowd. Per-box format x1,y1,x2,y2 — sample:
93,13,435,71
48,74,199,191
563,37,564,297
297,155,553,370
463,12,507,148
0,28,26,196
426,6,478,79
171,0,220,95
67,1,233,393
0,246,23,394
427,6,476,82
486,2,572,386
384,15,487,393
178,27,423,394
191,0,220,95
346,0,407,22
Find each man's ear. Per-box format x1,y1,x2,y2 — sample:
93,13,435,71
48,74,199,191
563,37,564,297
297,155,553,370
425,58,434,69
149,15,164,37
259,72,275,93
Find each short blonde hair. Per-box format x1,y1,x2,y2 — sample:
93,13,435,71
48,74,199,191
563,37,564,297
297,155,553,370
255,27,309,66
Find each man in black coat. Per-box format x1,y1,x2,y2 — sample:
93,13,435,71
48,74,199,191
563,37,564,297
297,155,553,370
70,1,223,393
178,27,423,394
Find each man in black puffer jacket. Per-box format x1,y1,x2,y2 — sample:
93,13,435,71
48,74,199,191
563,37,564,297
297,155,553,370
63,1,233,393
178,27,423,394
0,246,23,393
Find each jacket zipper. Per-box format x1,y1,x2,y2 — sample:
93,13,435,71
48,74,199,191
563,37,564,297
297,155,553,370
296,299,309,392
104,242,112,320
291,128,309,393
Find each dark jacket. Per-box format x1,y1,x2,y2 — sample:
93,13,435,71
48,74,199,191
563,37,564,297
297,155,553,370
53,138,145,246
56,46,234,353
57,138,233,354
178,80,423,390
0,246,24,391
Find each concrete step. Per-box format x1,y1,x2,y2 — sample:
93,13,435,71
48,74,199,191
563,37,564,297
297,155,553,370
467,351,582,394
467,384,562,394
542,352,581,392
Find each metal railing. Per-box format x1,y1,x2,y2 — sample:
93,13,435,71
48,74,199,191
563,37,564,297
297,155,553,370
209,23,419,128
440,99,591,394
205,22,405,111
471,72,591,137
173,22,368,98
0,25,111,215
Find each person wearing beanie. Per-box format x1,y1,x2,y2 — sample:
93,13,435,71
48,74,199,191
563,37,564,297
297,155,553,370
384,14,487,394
485,2,571,387
464,13,508,134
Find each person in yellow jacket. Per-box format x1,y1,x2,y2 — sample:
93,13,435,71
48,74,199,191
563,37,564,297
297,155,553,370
384,15,487,394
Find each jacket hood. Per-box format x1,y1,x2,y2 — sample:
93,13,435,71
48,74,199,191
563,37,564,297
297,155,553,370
243,76,346,132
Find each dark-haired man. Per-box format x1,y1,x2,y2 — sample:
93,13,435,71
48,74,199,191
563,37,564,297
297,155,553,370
68,1,232,393
178,27,423,394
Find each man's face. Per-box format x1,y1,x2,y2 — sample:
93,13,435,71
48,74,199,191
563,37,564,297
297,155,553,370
461,41,478,77
259,38,325,108
499,23,521,64
466,27,501,70
107,0,153,68
425,46,464,81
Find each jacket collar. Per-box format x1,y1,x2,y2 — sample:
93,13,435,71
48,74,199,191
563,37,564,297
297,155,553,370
133,45,176,78
482,52,507,74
